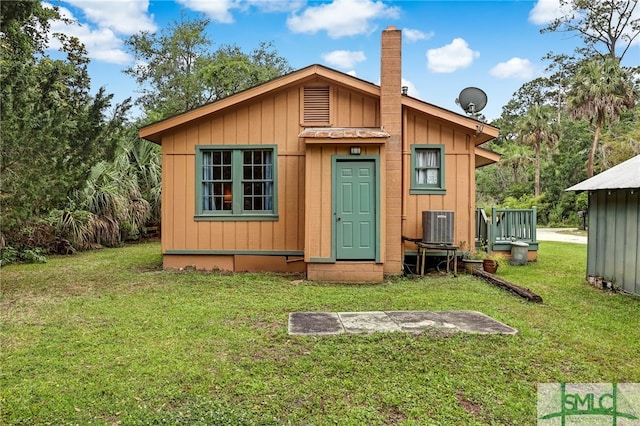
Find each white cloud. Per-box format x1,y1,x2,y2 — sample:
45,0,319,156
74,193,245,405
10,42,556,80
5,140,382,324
287,0,400,38
529,0,571,25
45,3,131,64
246,0,305,13
346,70,358,77
403,28,433,42
426,38,479,73
177,0,238,23
490,58,536,79
401,78,419,98
177,0,305,23
63,0,156,34
322,50,366,69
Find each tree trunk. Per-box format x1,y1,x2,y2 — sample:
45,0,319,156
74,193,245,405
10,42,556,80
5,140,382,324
588,116,603,178
534,145,541,196
473,269,543,303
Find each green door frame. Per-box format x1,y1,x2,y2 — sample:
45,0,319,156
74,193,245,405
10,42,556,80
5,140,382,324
331,155,381,263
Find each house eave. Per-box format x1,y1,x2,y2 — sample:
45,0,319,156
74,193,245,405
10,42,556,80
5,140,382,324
475,146,501,168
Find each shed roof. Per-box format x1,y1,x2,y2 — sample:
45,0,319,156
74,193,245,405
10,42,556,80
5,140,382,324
566,155,640,191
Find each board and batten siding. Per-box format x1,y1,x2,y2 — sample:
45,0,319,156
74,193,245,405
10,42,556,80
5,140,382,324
588,189,640,294
402,111,476,252
160,81,382,263
304,144,383,262
302,86,382,261
333,86,380,128
160,87,306,256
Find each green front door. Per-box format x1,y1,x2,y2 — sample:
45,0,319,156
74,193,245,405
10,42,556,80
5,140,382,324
335,160,376,260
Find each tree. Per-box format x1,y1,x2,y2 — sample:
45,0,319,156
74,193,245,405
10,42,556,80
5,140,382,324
515,105,560,196
48,128,161,250
567,57,635,177
125,15,292,119
541,0,640,61
1,1,131,227
598,104,640,169
201,42,293,101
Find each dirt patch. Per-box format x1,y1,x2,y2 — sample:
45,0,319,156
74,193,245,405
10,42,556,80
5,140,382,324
379,404,407,424
456,391,483,418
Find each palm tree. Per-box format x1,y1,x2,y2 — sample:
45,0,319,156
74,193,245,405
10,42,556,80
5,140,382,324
567,57,635,177
515,105,560,196
497,143,534,185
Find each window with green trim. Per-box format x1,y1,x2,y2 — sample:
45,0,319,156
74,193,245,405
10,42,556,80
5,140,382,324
196,145,277,219
410,144,445,194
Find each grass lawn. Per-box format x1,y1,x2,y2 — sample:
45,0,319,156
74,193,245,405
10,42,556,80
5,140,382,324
1,241,638,425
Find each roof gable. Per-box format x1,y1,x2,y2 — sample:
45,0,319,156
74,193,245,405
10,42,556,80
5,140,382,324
139,65,378,143
139,63,499,145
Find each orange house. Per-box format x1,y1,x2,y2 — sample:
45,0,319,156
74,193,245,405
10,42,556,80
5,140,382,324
139,26,499,282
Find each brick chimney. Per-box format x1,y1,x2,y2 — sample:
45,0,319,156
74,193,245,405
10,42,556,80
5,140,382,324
380,26,403,274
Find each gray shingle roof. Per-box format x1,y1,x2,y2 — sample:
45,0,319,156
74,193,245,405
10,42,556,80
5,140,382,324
566,155,640,191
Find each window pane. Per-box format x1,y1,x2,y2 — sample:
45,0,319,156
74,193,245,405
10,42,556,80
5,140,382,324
241,150,273,212
222,165,231,180
426,151,439,167
414,147,441,188
426,169,439,185
202,150,232,212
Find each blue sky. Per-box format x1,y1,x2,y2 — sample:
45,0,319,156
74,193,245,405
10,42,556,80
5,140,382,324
46,0,639,122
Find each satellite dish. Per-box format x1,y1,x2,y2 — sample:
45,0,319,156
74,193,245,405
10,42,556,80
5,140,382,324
458,87,487,115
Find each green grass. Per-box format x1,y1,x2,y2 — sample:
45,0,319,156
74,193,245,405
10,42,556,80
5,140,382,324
1,241,638,425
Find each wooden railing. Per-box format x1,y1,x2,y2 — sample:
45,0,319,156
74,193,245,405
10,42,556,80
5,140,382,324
476,207,538,252
475,207,489,248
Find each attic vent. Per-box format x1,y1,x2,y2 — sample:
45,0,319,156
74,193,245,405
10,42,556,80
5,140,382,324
304,86,330,123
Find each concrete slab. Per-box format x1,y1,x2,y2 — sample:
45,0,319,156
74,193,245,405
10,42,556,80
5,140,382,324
288,312,344,335
339,311,402,334
385,311,458,333
288,310,517,336
429,311,518,335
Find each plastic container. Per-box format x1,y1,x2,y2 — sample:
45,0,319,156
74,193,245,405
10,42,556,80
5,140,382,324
510,241,529,265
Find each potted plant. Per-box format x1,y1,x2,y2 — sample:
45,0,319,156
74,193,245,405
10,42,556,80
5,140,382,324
472,249,499,274
461,252,483,274
457,242,480,274
457,242,483,274
483,257,499,274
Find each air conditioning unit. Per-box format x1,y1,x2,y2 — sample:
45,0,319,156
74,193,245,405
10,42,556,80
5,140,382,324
422,210,454,245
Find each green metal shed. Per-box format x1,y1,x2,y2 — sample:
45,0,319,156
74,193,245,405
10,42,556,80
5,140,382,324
567,155,640,296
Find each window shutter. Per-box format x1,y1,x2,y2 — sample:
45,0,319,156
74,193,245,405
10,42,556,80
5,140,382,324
304,86,330,123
